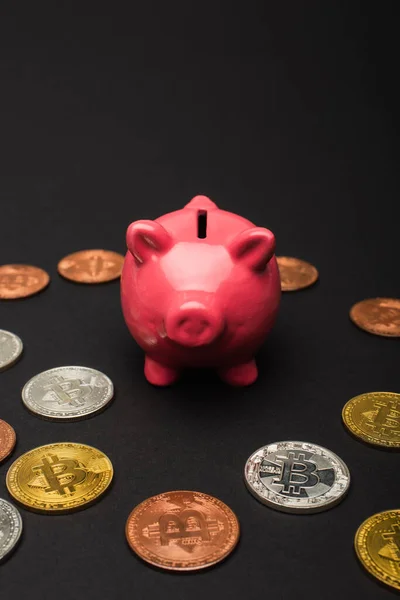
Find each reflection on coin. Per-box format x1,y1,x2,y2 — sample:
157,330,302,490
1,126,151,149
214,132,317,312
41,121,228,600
0,264,50,299
276,256,319,291
350,298,400,337
0,330,23,371
6,442,113,513
22,366,114,420
58,249,124,283
125,490,240,571
355,509,400,591
0,420,16,463
244,441,350,513
343,392,400,448
0,498,23,561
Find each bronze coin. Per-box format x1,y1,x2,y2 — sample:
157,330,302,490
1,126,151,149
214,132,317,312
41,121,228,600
0,265,50,299
125,490,240,571
276,256,319,291
58,249,124,283
350,298,400,337
0,419,16,463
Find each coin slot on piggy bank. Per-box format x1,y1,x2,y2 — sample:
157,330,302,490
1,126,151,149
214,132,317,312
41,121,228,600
197,210,207,239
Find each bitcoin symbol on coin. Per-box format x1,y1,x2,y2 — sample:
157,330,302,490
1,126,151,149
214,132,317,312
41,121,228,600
380,523,400,562
274,452,319,495
364,400,400,438
43,375,94,407
31,454,87,495
158,510,211,546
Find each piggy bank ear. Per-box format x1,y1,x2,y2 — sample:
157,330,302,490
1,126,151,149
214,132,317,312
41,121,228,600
126,220,173,264
228,227,276,271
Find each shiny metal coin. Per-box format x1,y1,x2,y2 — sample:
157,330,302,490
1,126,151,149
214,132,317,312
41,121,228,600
0,498,23,561
244,441,350,513
0,330,23,372
22,366,114,420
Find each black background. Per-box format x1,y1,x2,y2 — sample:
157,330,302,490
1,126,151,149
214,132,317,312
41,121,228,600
0,3,399,599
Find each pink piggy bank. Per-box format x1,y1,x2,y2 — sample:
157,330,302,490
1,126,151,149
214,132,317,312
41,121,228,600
121,196,280,386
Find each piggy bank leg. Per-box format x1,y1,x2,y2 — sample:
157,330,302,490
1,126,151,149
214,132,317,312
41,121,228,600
218,359,258,386
144,355,180,386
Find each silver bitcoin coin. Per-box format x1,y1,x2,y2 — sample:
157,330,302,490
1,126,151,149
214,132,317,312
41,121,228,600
0,329,23,372
244,441,350,514
21,366,114,420
0,498,23,561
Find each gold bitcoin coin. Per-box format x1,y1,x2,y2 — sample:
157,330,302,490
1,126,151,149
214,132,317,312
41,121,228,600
276,256,319,291
355,509,400,591
57,249,124,283
350,298,400,337
6,442,113,513
342,392,400,448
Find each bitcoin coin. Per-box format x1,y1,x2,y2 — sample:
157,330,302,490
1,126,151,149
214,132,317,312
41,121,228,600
355,509,400,591
343,392,400,448
6,442,113,513
22,366,114,421
0,498,23,561
0,329,23,371
0,420,16,463
276,256,318,291
125,490,240,571
350,298,400,337
57,249,124,283
244,441,350,513
0,264,50,299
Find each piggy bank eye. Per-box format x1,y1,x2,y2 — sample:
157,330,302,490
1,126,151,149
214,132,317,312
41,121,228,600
126,220,172,264
228,227,276,272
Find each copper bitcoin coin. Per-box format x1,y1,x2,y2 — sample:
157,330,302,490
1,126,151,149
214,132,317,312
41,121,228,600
276,256,319,291
0,265,50,299
350,298,400,337
0,419,16,463
57,249,124,283
125,490,240,571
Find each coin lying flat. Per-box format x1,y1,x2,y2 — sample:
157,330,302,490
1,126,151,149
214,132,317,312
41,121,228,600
58,249,124,283
276,256,319,291
0,498,23,561
0,420,16,463
343,392,400,448
244,441,350,513
6,442,113,513
0,329,23,371
126,490,240,571
0,264,50,299
22,366,114,420
350,298,400,337
355,509,400,591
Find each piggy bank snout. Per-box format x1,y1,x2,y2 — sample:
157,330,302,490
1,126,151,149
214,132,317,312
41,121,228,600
165,302,224,347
